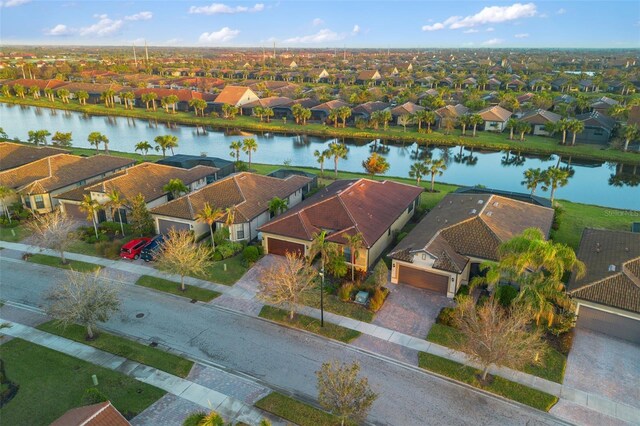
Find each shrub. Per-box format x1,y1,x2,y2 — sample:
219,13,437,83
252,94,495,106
257,244,264,255
436,307,456,327
213,227,230,246
396,231,408,242
80,387,108,405
368,287,388,312
454,285,470,303
338,282,354,302
98,221,131,237
557,330,575,355
212,251,223,261
216,241,243,259
97,241,121,259
182,412,207,426
242,246,260,263
495,284,518,307
552,205,564,231
372,260,389,288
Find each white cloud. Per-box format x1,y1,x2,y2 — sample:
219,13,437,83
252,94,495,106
199,27,240,43
189,3,264,14
463,28,479,33
125,11,153,21
0,0,30,7
45,24,72,36
482,38,504,45
284,29,343,44
352,24,361,34
556,8,566,15
423,3,536,31
514,33,529,38
312,18,324,26
486,27,495,32
79,15,123,36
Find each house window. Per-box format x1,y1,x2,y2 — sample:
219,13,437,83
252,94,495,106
387,228,391,236
236,228,245,240
407,202,414,213
34,195,45,209
24,196,31,209
343,247,352,262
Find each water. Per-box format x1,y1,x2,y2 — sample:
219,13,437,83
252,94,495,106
1,103,638,210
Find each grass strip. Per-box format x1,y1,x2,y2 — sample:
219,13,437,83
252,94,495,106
255,392,342,426
136,275,220,302
26,253,101,272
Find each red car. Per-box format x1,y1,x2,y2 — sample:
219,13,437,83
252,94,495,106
120,237,151,260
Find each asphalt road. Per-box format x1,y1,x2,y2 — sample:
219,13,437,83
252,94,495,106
0,258,568,426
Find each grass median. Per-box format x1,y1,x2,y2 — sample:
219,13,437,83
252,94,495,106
26,253,101,273
255,392,345,426
418,352,558,412
136,275,220,302
259,305,361,343
37,321,194,378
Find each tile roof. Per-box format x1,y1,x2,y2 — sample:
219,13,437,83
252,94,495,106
352,101,390,115
356,70,381,80
259,179,423,247
519,109,562,125
389,193,554,273
0,142,68,171
311,99,349,112
575,111,616,130
213,85,258,105
242,96,293,109
435,104,469,119
478,105,512,122
0,154,134,194
391,102,424,116
150,172,311,223
567,228,640,314
50,401,130,426
6,78,67,90
61,82,125,94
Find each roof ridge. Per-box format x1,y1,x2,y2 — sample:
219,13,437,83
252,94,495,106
335,188,365,244
568,272,626,295
80,402,110,426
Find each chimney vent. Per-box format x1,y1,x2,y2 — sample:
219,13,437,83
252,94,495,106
608,264,616,272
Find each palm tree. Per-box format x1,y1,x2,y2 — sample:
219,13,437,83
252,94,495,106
80,194,102,238
87,131,108,154
380,110,392,130
521,168,545,195
13,84,25,98
161,96,171,113
291,103,304,124
328,141,348,179
414,110,429,132
424,111,437,133
409,161,428,186
308,230,332,327
622,124,639,152
516,121,532,141
141,92,153,110
314,149,330,177
134,141,152,157
121,92,135,110
397,114,413,132
224,206,236,230
154,135,178,157
229,140,242,162
556,118,571,144
458,114,471,136
609,104,628,121
189,98,207,117
107,189,126,236
28,85,40,99
328,109,340,128
542,167,570,204
469,114,484,137
163,178,188,200
268,197,288,217
195,202,224,249
2,84,12,97
57,88,70,104
166,95,179,113
337,106,352,128
76,90,89,105
344,232,365,282
263,107,274,123
425,158,447,192
505,118,518,140
568,119,584,146
242,138,258,170
0,185,15,223
147,92,158,111
253,106,265,122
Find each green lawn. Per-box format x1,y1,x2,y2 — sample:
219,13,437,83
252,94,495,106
259,305,361,343
37,321,194,378
418,352,558,412
26,253,101,273
192,253,248,285
426,323,566,383
0,338,165,425
300,286,374,323
0,224,29,242
255,392,344,426
135,275,220,302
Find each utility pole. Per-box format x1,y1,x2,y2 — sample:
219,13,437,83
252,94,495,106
262,46,266,69
133,43,138,67
144,40,149,64
273,41,276,59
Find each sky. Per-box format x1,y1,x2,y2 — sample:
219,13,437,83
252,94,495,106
1,0,639,48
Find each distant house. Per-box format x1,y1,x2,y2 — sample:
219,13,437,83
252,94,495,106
60,82,126,104
310,99,349,122
157,154,235,178
50,401,130,426
0,142,67,171
351,101,390,121
56,162,216,222
259,179,423,271
567,229,640,344
133,88,215,112
390,102,424,125
212,85,259,109
477,105,512,132
150,172,312,241
519,109,562,136
355,70,382,85
305,68,330,83
590,96,619,116
388,193,554,297
240,96,294,116
434,104,469,128
272,98,319,121
574,111,616,145
4,78,66,96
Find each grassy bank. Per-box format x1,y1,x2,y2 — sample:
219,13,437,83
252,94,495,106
255,392,344,426
418,352,558,412
37,321,194,378
3,96,638,164
26,253,101,273
135,275,220,302
0,338,165,425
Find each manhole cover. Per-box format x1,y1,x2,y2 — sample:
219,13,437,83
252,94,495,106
135,313,145,318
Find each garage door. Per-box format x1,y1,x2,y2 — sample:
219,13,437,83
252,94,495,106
398,266,449,294
267,238,305,257
577,306,640,345
62,203,86,220
157,219,190,234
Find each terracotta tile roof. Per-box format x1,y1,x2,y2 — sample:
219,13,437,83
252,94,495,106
389,193,554,272
259,179,423,247
133,88,214,102
242,96,293,109
55,171,127,202
0,154,134,194
60,82,126,94
391,102,424,116
0,142,68,171
478,105,512,122
150,172,311,223
568,228,640,314
6,78,67,90
356,70,381,80
519,109,562,125
213,85,258,105
50,401,130,426
84,162,217,202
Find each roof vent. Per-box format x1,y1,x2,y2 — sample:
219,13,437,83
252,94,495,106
493,202,499,207
477,199,484,204
608,264,616,272
470,209,477,214
486,211,493,217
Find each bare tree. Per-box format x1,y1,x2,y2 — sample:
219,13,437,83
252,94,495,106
453,297,546,382
47,269,121,340
258,252,317,320
25,210,77,264
316,360,378,426
155,228,213,291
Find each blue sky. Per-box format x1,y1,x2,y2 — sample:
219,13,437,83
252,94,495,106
1,1,639,48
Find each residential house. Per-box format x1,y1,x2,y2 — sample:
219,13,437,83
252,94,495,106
434,104,469,129
477,105,512,132
355,70,382,85
241,96,294,116
351,101,390,121
150,172,312,241
272,98,319,121
60,82,125,104
157,154,235,178
50,401,130,426
0,154,134,213
310,99,350,122
575,111,616,145
567,228,640,344
4,78,66,96
211,85,259,111
133,88,215,112
0,142,68,171
390,102,424,125
305,68,330,83
259,179,423,271
388,192,554,297
519,109,562,136
57,162,216,222
590,96,619,116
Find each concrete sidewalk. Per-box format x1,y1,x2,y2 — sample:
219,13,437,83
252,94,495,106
0,320,278,426
2,241,638,424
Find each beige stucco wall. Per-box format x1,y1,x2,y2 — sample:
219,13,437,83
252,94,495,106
575,300,640,322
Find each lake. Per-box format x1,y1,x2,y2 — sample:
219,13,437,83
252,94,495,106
1,103,638,210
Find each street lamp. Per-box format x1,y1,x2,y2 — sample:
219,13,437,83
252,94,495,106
319,268,325,327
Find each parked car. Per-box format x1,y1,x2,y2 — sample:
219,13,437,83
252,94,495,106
119,237,151,260
140,235,166,262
